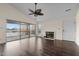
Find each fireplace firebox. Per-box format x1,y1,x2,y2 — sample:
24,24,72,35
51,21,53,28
45,32,54,39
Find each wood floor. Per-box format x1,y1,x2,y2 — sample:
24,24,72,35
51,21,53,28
0,37,79,56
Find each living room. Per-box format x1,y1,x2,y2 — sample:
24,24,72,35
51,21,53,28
0,3,79,56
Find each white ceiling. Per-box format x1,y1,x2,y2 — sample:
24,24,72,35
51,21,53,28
9,3,79,21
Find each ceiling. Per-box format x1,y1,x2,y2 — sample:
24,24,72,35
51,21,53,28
9,3,79,21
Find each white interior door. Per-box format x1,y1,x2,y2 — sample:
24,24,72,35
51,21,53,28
63,19,75,41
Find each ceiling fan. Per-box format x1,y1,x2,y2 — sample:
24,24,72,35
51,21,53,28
28,3,44,17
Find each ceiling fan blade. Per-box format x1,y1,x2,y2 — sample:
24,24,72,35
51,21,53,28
29,9,34,13
38,13,44,15
36,9,41,13
29,13,33,15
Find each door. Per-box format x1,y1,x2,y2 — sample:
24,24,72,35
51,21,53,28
6,20,20,42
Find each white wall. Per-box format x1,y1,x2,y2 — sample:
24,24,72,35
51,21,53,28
40,16,76,41
0,19,6,44
76,7,79,45
0,3,36,23
40,20,63,40
0,4,36,44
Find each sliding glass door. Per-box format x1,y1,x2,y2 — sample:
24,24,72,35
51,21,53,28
6,20,20,42
6,20,36,42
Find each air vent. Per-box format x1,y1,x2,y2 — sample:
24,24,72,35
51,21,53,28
65,9,71,12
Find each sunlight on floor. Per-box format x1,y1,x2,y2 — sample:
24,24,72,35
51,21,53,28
76,41,79,46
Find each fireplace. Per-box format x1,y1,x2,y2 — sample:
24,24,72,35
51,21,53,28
45,32,54,39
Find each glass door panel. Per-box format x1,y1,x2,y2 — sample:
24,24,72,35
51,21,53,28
20,23,29,39
6,20,20,42
30,24,36,37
